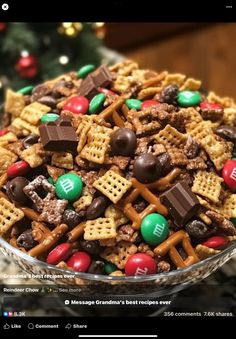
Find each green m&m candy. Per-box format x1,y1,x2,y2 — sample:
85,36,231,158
231,218,236,226
55,173,83,201
77,64,95,79
177,90,201,107
104,262,117,275
41,113,60,124
89,93,106,114
17,85,34,95
141,213,169,246
125,98,142,111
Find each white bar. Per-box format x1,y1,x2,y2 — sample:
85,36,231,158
79,336,157,338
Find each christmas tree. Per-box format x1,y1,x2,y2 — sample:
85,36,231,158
0,23,105,99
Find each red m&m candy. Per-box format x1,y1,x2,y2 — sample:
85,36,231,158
67,251,91,272
141,100,159,110
125,253,157,276
46,243,72,265
222,160,236,190
0,128,9,137
201,236,228,250
200,102,222,110
63,96,89,115
7,160,29,178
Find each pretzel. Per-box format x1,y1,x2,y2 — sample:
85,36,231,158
118,178,168,230
21,143,46,168
101,240,137,269
154,230,199,268
84,217,117,241
195,244,220,260
23,175,56,212
20,102,50,125
127,107,161,137
4,89,25,117
94,96,126,127
32,221,51,243
51,152,74,170
155,124,187,148
0,197,24,236
93,170,132,204
28,224,68,257
141,71,168,89
67,222,85,242
146,167,182,192
192,170,223,203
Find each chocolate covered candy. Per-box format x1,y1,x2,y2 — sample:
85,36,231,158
16,229,37,250
6,176,30,205
133,153,162,183
215,125,236,142
22,134,39,149
110,128,137,157
86,196,108,220
160,182,200,227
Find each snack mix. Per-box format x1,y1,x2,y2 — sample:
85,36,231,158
0,60,236,277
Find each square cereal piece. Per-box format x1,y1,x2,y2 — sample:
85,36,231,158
80,125,112,164
101,241,137,269
105,204,129,227
4,89,25,117
76,115,94,153
73,188,93,213
155,124,186,148
11,118,39,135
220,194,236,218
0,198,24,236
21,144,45,168
0,147,18,175
93,170,132,204
20,102,51,126
223,107,236,127
162,73,186,87
195,244,220,260
180,78,202,91
84,217,117,241
51,152,74,170
192,171,223,203
0,132,18,147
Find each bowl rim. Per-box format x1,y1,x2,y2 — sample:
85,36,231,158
0,236,235,282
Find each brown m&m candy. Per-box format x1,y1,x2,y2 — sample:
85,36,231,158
110,128,137,157
133,153,162,183
22,134,40,149
6,176,30,205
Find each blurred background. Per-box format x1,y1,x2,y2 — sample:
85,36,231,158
0,23,236,98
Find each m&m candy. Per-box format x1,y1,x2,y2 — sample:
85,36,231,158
141,213,169,246
125,253,157,276
177,90,201,107
67,251,91,272
46,243,72,265
63,96,89,114
55,173,83,201
7,161,29,178
222,160,236,190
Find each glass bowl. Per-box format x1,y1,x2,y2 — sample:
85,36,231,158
0,237,236,297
